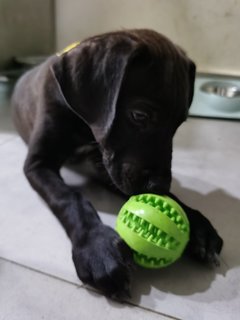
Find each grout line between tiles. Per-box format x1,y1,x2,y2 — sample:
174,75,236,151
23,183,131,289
0,256,182,320
78,284,182,320
121,300,182,320
0,255,83,288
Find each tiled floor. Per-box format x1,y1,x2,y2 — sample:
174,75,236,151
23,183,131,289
1,82,240,319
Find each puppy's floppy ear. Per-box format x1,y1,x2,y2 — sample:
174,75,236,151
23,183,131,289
51,36,139,140
188,60,196,107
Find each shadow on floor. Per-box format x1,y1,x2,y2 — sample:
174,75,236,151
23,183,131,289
131,179,240,304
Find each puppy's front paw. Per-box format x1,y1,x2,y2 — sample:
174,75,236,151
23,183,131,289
186,210,223,266
72,224,133,299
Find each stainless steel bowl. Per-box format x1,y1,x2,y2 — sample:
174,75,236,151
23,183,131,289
199,81,240,112
200,81,240,98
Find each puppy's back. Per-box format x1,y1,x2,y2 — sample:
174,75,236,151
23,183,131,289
11,57,56,143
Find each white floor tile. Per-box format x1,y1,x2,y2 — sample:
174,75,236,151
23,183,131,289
0,258,170,320
0,133,16,145
0,137,79,284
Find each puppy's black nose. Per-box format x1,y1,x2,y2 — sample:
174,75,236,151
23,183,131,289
146,175,171,194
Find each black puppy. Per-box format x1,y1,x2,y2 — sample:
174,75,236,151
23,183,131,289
12,29,223,298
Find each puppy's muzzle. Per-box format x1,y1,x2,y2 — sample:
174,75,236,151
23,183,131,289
120,162,171,195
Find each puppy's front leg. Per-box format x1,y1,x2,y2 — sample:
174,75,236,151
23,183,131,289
24,129,132,298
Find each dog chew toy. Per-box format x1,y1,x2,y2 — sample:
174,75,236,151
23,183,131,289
116,194,190,268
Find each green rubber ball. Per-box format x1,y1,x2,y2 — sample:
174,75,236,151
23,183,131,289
115,194,190,268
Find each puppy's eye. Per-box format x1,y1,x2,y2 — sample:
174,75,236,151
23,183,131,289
130,110,150,125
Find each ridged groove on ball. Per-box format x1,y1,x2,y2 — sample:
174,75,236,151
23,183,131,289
134,194,189,232
116,194,190,268
134,252,172,268
120,210,180,250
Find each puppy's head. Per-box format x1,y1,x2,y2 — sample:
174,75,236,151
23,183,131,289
52,29,195,195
